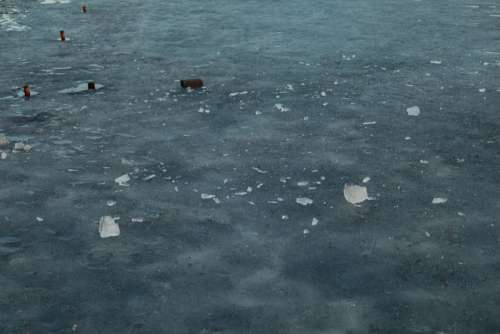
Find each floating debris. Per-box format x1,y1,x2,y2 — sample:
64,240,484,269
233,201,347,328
98,216,120,238
252,167,268,174
201,193,216,199
311,217,319,226
406,106,421,116
59,82,104,94
296,197,313,206
114,174,130,187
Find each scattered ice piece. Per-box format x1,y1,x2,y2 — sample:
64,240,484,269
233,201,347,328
98,216,120,238
114,174,130,186
255,110,262,115
36,217,44,222
432,197,448,204
201,193,216,199
246,186,253,192
174,186,179,192
297,181,309,187
277,197,284,202
303,229,310,234
235,192,248,196
311,217,319,226
0,152,7,160
274,103,290,112
362,177,371,183
106,200,117,207
430,60,442,64
286,84,294,91
296,197,313,206
198,107,210,114
143,174,156,181
343,184,370,205
420,160,429,164
406,106,421,116
252,167,268,174
362,121,377,125
405,136,411,140
425,231,431,237
256,182,264,189
320,91,327,97
457,212,465,216
229,91,248,97
304,116,309,121
213,197,221,204
13,142,32,152
282,215,289,220
131,217,145,223
478,88,486,93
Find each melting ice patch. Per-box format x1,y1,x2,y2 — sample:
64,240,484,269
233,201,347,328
98,216,120,238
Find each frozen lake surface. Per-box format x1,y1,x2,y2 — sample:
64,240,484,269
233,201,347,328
1,0,500,333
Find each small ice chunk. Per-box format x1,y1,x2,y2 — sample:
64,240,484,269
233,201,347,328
131,217,145,223
311,218,319,226
286,84,294,91
430,60,442,64
13,142,32,152
420,160,429,164
229,91,248,97
201,193,216,199
344,184,370,205
36,217,44,222
297,181,309,187
114,174,130,186
1,151,7,160
213,197,221,204
425,231,431,237
478,88,486,93
320,91,327,97
106,200,117,207
432,197,448,204
362,121,376,125
252,167,268,174
98,216,120,238
303,229,310,234
274,103,290,112
406,106,420,116
296,197,313,206
362,177,371,183
282,215,289,220
143,174,156,181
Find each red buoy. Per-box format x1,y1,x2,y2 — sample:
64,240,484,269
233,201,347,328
60,30,66,41
23,85,31,98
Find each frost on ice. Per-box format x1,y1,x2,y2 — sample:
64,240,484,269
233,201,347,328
98,216,120,238
344,184,371,205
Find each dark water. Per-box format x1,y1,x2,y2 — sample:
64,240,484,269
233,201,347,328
1,0,500,333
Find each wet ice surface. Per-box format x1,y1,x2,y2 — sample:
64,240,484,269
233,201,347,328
1,0,500,333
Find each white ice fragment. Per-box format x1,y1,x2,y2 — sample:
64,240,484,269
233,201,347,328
235,192,248,196
343,184,370,205
478,88,486,93
296,197,313,206
143,174,156,181
1,151,7,160
362,177,371,183
362,121,377,125
274,103,290,112
420,160,429,164
106,200,117,207
246,186,253,192
252,167,268,174
201,193,216,199
98,216,120,238
432,197,448,204
229,91,248,97
114,174,130,186
425,231,431,237
297,181,309,187
36,217,44,222
430,60,442,64
311,217,319,226
457,212,465,216
198,107,210,114
213,197,221,204
282,215,289,220
320,91,327,97
406,106,421,116
286,84,294,91
405,136,411,141
303,229,310,234
131,217,145,223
